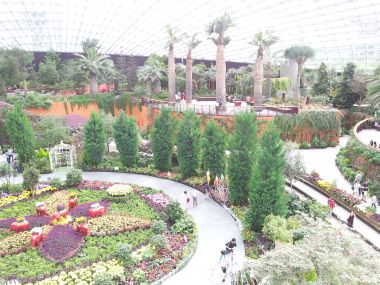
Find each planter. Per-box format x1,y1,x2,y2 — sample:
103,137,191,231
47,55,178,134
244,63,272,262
76,223,89,236
69,197,77,210
10,221,29,233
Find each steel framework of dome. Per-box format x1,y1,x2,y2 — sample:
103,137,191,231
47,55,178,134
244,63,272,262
48,141,77,170
1,0,380,69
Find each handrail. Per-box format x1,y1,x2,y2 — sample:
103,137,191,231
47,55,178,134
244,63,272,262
353,118,380,152
140,97,299,117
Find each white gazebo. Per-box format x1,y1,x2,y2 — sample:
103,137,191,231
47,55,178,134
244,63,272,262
49,141,77,170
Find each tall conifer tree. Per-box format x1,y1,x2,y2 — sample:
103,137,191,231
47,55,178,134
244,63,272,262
83,112,105,167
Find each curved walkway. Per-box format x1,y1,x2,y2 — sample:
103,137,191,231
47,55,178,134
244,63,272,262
357,129,380,148
13,171,244,285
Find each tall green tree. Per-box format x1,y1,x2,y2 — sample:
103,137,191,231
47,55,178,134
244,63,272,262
228,112,257,205
166,25,182,102
333,62,357,108
35,116,70,149
206,13,233,106
177,111,201,178
5,106,36,165
184,34,201,103
202,120,226,183
284,46,315,98
250,31,279,106
83,112,105,167
246,122,288,231
113,112,139,167
151,108,176,171
312,62,331,96
38,50,61,86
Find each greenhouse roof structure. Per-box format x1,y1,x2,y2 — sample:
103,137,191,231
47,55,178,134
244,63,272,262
1,0,380,69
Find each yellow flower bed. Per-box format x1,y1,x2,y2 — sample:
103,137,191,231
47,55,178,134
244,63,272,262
27,259,124,285
44,191,70,214
316,180,331,190
0,186,57,207
106,184,133,197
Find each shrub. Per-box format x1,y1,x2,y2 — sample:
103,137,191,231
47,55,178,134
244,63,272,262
262,214,292,243
286,216,302,230
304,268,318,282
83,112,106,167
319,141,328,148
113,112,139,167
132,268,146,283
151,107,176,171
311,136,319,148
151,220,166,234
171,216,194,235
115,243,133,265
307,201,330,220
163,201,184,223
299,141,311,149
49,177,64,190
22,163,40,191
149,234,169,250
36,148,49,160
33,157,51,174
65,168,83,187
94,272,114,285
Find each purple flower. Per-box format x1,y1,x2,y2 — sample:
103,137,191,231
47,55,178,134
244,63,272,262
68,200,110,218
0,217,16,229
140,193,170,212
24,215,51,228
39,225,84,263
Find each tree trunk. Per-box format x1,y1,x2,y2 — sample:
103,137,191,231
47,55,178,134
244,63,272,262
23,79,28,95
265,63,272,100
295,62,302,98
145,78,152,97
216,44,226,106
90,72,99,94
185,54,193,104
154,79,161,94
254,48,264,106
168,44,176,102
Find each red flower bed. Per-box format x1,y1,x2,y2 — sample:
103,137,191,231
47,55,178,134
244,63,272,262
77,180,115,191
39,225,84,263
68,200,110,218
0,215,51,229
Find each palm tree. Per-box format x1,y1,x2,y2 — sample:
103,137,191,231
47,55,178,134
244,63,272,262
75,47,114,95
264,50,283,100
206,13,233,106
166,25,182,102
284,46,315,98
249,31,278,106
192,64,206,93
145,54,165,94
184,34,201,103
137,65,162,97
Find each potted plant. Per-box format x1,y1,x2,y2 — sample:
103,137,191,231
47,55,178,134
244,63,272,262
68,192,78,210
10,216,29,233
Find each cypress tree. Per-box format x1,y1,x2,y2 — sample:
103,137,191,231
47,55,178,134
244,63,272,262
202,120,226,183
246,122,288,231
83,112,105,167
151,108,176,171
177,110,201,178
228,112,257,206
113,112,139,167
5,106,36,165
312,62,331,96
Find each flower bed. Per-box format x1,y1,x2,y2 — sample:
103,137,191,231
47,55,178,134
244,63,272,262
0,186,57,208
68,200,110,218
106,184,133,196
140,193,171,212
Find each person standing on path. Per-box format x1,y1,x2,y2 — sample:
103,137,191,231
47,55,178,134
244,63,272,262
327,197,336,216
206,170,210,185
361,181,369,201
205,183,211,200
353,181,361,197
354,172,362,183
219,250,228,283
347,211,355,228
182,191,190,211
192,189,198,207
371,195,378,208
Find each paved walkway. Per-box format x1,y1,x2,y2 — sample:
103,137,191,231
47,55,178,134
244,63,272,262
291,179,380,250
11,171,244,285
357,129,380,150
300,135,352,192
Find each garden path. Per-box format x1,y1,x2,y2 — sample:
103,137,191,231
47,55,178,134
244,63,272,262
13,171,245,285
299,135,352,192
357,129,380,148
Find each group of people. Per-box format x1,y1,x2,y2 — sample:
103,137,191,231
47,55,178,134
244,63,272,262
327,197,356,228
219,238,237,283
175,91,186,102
369,140,380,149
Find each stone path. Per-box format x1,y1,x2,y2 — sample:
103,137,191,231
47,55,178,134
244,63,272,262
291,179,380,250
12,171,244,285
356,129,380,149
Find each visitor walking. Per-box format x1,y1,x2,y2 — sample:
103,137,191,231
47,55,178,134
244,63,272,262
5,148,13,164
354,172,362,183
205,183,211,200
327,197,336,216
219,250,228,283
361,181,369,201
347,210,355,228
353,181,361,197
206,169,210,185
371,195,378,208
192,189,198,207
182,191,190,210
225,238,237,255
214,176,219,188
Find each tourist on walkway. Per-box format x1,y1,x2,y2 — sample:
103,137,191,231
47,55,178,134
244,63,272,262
225,238,237,255
214,175,219,188
5,148,13,164
354,172,362,183
328,197,336,215
182,191,190,210
353,181,361,197
206,169,210,185
205,183,211,200
361,181,369,201
347,211,355,228
192,189,198,207
371,195,378,208
219,250,228,283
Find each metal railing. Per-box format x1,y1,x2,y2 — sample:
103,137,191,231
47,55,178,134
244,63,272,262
141,97,299,117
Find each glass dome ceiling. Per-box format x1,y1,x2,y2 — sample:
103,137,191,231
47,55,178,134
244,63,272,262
1,0,380,69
